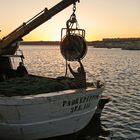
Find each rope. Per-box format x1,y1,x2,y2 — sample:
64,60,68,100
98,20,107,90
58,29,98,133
64,59,68,78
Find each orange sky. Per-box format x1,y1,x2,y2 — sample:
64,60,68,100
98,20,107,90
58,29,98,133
0,0,140,41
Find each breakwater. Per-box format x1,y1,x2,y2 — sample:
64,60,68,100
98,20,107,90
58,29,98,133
92,38,140,50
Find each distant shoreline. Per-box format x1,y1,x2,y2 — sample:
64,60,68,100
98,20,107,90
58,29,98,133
20,41,60,46
20,38,140,50
20,41,94,46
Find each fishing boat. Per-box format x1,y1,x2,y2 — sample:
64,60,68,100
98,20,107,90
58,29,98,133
0,52,104,140
0,0,105,139
0,80,103,139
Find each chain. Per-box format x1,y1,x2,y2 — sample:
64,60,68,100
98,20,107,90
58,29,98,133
66,3,78,35
69,3,77,24
73,3,76,13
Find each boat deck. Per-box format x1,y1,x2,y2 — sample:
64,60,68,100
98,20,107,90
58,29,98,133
0,75,94,97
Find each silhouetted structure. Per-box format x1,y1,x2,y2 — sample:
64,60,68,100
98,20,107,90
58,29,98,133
93,37,140,49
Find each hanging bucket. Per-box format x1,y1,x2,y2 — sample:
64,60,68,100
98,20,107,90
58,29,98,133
60,34,87,61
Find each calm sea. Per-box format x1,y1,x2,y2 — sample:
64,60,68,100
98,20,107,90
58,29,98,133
20,45,140,140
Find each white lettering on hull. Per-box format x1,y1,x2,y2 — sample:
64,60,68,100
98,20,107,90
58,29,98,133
62,94,99,113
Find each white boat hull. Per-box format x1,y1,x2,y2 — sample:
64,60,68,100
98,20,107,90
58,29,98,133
0,87,103,140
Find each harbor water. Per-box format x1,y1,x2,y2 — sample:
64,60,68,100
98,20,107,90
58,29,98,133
19,45,140,140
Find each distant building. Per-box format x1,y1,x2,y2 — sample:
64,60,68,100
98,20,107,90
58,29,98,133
92,38,140,50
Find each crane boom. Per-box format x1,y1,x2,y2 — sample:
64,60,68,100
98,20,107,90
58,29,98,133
0,0,79,55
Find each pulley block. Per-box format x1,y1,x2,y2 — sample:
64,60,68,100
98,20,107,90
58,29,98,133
60,4,87,61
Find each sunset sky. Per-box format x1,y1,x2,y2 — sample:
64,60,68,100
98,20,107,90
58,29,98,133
0,0,140,41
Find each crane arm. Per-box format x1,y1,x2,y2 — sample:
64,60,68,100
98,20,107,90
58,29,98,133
0,0,80,55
